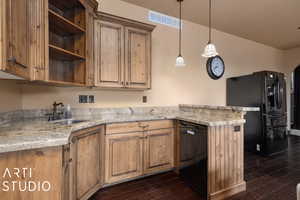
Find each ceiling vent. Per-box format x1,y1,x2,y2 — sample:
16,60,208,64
148,11,181,29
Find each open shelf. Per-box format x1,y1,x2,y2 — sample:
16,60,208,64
49,44,85,61
49,9,85,36
48,0,87,86
49,0,80,10
47,80,85,87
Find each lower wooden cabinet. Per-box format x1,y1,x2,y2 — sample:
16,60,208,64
69,126,104,200
104,120,175,185
105,132,143,184
0,147,64,200
144,129,174,175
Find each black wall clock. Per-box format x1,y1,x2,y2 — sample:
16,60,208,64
206,56,225,80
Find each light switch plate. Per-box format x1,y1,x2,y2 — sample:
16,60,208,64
142,96,147,103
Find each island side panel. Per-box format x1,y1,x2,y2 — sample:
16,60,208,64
208,124,246,200
0,147,63,200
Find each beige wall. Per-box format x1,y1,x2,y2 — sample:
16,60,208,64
0,80,22,112
0,0,286,111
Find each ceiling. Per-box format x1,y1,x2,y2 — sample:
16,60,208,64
121,0,300,50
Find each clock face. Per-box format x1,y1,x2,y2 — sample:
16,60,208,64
207,56,225,80
211,57,224,77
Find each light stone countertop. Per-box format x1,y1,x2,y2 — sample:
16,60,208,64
0,105,259,154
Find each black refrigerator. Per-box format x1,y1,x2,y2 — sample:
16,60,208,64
227,71,288,156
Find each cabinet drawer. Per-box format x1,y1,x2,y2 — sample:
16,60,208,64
140,120,174,130
106,120,174,135
106,122,144,135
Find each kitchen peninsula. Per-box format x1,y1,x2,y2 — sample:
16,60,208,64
0,105,258,200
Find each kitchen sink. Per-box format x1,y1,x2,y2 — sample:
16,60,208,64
50,119,88,125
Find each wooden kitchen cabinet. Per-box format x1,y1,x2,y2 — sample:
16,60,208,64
104,132,143,184
0,0,98,86
47,0,98,86
94,20,125,88
104,120,174,185
125,27,151,89
0,147,64,200
0,0,46,80
144,128,174,175
94,12,155,90
69,126,104,200
207,125,246,200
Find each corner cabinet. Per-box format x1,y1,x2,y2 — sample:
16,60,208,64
69,126,105,200
94,12,155,90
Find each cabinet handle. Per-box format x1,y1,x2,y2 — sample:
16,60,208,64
140,125,149,129
8,57,28,69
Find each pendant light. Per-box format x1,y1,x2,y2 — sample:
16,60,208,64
202,0,218,58
175,0,186,67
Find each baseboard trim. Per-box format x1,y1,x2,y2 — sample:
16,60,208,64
209,181,246,200
290,129,300,137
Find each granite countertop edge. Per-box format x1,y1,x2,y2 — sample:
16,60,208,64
179,104,260,112
0,114,247,154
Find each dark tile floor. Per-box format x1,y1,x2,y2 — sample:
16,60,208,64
91,136,300,200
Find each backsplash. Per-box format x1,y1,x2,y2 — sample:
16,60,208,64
0,106,179,124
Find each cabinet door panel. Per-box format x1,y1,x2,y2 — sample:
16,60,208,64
6,0,30,78
144,129,174,174
0,147,63,200
71,127,103,200
105,132,143,184
94,20,124,87
125,27,151,89
5,0,46,80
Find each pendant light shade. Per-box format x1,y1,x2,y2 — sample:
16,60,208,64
175,0,186,67
175,55,186,67
202,0,218,58
202,43,218,58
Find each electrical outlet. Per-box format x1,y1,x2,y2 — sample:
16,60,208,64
79,95,88,103
142,96,147,103
89,95,95,103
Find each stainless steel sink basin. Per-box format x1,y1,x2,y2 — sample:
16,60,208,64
50,119,88,125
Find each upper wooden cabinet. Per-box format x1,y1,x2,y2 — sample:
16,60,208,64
47,0,98,86
125,27,151,89
0,1,155,89
94,20,124,88
0,0,98,86
0,0,46,80
94,12,155,90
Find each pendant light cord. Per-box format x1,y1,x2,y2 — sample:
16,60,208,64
209,0,212,44
179,0,182,56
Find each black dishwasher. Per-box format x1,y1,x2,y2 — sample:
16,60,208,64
179,121,208,199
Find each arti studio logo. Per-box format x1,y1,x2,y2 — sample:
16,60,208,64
1,168,51,192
